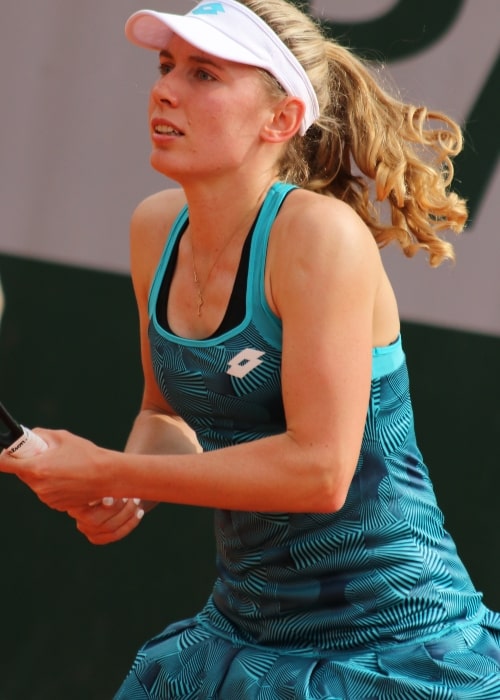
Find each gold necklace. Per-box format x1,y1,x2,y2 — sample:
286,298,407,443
188,190,270,316
190,228,242,317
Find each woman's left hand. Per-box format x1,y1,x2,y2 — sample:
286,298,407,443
67,498,145,545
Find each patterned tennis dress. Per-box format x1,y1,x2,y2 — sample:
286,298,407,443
115,183,500,699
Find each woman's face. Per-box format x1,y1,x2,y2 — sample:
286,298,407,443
148,34,277,183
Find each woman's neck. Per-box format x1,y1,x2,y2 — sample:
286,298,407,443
180,175,278,252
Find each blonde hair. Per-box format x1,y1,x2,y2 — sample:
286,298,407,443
243,0,467,266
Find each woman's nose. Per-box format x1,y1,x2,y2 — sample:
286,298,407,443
151,75,179,106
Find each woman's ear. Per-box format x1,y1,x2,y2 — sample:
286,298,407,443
261,97,305,143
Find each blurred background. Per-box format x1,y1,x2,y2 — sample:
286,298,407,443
0,1,498,697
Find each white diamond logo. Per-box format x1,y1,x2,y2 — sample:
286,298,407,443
227,349,265,378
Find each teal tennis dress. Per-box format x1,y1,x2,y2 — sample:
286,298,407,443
114,183,500,699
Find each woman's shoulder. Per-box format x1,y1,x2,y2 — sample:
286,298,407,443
276,187,380,261
129,188,187,289
131,187,187,230
130,187,187,255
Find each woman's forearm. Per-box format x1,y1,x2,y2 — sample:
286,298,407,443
123,409,202,513
104,430,352,514
125,409,202,457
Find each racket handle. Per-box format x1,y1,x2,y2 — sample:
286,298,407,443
4,427,48,458
3,429,139,513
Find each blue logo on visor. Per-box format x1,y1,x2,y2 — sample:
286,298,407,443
192,3,225,15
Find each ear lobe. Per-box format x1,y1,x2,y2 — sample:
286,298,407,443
261,97,305,143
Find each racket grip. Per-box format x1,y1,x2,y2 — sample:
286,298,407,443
3,430,136,512
5,427,48,458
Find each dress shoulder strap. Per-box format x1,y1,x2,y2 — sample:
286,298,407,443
246,182,297,344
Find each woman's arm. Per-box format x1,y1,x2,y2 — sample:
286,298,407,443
0,191,391,514
61,189,200,544
105,191,383,512
124,185,203,468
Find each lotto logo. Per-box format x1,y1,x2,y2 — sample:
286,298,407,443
192,3,225,16
227,349,265,378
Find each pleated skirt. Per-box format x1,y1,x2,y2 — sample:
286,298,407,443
114,608,500,699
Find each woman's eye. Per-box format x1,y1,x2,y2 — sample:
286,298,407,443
196,69,215,82
158,63,173,76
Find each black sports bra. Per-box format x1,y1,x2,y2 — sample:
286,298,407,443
156,220,255,339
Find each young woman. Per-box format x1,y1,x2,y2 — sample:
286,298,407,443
1,0,499,697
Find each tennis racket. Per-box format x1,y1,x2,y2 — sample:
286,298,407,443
0,401,47,457
0,402,134,508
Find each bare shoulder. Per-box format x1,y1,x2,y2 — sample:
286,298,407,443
270,189,400,345
273,188,381,269
130,187,186,293
131,187,186,235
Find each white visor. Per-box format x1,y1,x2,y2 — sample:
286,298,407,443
125,0,320,135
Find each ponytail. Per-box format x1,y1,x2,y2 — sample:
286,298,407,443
244,0,467,266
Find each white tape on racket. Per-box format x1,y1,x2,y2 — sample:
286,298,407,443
4,427,141,512
5,426,47,458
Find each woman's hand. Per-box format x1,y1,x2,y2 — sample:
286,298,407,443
67,498,145,545
0,428,116,511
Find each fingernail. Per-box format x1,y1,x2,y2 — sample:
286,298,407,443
136,508,144,520
133,498,141,506
102,497,114,506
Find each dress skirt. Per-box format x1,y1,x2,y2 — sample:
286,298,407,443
114,607,500,699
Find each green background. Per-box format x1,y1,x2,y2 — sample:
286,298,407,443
0,253,499,700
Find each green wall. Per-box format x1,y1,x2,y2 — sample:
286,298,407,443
0,254,498,699
0,256,215,699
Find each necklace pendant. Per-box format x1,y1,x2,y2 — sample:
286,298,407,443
196,290,204,317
